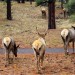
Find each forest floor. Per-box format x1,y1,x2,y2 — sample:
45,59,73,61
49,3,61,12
0,53,75,75
0,1,75,48
0,1,75,75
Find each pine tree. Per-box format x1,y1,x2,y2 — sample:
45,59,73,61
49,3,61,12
48,0,56,29
7,0,12,20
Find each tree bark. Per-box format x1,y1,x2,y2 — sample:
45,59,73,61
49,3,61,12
17,0,20,3
48,0,56,29
22,0,25,3
7,0,12,20
61,0,63,9
30,0,32,5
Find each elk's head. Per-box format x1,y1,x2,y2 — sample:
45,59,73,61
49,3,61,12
14,44,20,57
71,26,75,30
36,27,47,39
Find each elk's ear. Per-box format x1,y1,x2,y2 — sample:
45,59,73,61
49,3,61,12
45,32,47,35
72,26,75,29
36,27,40,35
44,30,48,36
17,44,20,48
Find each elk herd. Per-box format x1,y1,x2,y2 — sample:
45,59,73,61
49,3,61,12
1,26,75,73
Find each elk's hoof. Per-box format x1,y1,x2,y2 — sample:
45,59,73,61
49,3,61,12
65,52,69,55
37,69,41,74
5,63,9,67
5,64,8,67
41,66,44,70
37,70,41,74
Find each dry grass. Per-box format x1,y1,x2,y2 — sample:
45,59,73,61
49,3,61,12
0,1,75,48
0,2,75,75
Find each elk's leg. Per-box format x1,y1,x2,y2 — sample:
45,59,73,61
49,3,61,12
12,49,15,63
40,57,44,69
13,53,15,63
5,49,9,67
64,42,69,55
38,56,40,71
64,37,70,55
36,54,40,73
36,56,38,70
72,41,74,53
40,52,45,69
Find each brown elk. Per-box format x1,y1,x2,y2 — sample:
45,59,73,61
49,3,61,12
2,37,19,67
41,7,46,19
61,26,75,55
32,27,47,73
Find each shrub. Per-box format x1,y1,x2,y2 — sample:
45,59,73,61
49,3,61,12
35,0,43,6
65,0,75,15
69,14,75,22
35,0,47,6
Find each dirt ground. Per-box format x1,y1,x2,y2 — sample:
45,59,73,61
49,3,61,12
0,1,75,75
0,53,75,75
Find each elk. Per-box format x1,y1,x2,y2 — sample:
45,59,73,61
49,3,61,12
61,26,75,55
41,7,46,19
2,37,19,66
63,8,69,18
32,27,47,73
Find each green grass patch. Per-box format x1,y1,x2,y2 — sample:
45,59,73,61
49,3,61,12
69,14,75,22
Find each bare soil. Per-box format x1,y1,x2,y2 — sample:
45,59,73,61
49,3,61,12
0,53,75,75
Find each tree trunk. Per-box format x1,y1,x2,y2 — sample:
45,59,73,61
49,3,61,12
7,0,12,20
61,0,63,9
48,0,56,29
17,0,20,3
22,0,25,3
30,0,32,5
